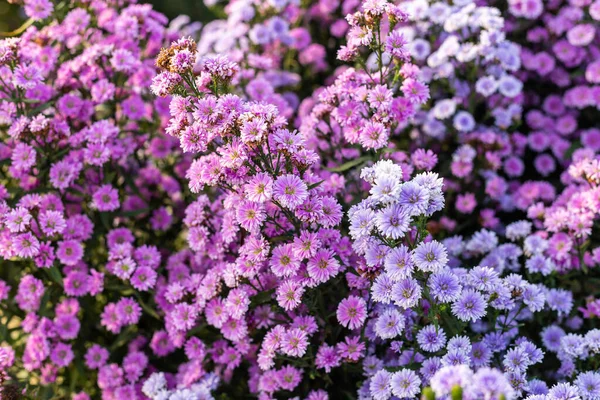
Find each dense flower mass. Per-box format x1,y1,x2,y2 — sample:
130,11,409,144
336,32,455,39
1,0,600,398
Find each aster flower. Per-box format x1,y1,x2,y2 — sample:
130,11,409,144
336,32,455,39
429,270,461,302
370,369,393,400
273,174,309,209
391,369,421,398
412,240,448,273
384,245,414,281
374,308,405,339
398,182,430,216
375,205,411,239
91,185,120,212
452,289,487,322
417,325,447,353
337,295,368,330
391,278,422,309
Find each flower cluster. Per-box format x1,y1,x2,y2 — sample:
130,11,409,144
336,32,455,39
2,0,600,398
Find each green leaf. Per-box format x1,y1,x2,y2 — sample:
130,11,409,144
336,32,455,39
324,156,371,173
134,293,161,320
250,288,275,307
308,180,324,190
46,266,63,286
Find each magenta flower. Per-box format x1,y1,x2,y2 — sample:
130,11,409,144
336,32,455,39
337,295,367,330
273,174,309,209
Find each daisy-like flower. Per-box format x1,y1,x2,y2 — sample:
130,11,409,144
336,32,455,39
429,270,461,302
384,245,414,281
337,295,367,330
398,182,430,216
370,370,393,400
417,325,447,352
5,207,32,233
270,244,301,277
244,172,273,203
273,174,309,209
359,121,389,150
374,308,405,339
14,232,40,258
306,249,340,284
91,185,120,212
391,369,421,398
391,278,422,309
276,280,304,311
452,289,487,322
236,200,266,233
280,328,309,357
376,205,411,239
412,240,448,273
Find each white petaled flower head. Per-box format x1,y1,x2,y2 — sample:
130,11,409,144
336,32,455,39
432,99,457,120
142,372,167,398
402,0,430,21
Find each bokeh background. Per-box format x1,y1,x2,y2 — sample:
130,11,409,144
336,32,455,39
0,0,216,34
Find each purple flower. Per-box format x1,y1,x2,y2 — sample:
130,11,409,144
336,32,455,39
273,174,309,209
391,278,422,309
452,289,487,322
337,295,368,330
370,369,392,400
417,325,447,352
384,245,415,281
391,369,421,398
374,308,405,339
376,205,411,239
412,240,448,273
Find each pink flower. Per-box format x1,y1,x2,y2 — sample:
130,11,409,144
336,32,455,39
273,174,309,209
337,295,367,330
91,185,120,212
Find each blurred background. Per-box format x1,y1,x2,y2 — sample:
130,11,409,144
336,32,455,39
0,0,216,34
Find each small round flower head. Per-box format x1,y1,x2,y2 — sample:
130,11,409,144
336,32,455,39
307,249,340,284
376,205,411,239
85,345,109,369
391,277,422,309
337,295,367,330
575,372,600,400
452,289,487,322
276,280,304,311
384,245,414,281
417,325,447,352
429,270,461,303
412,240,448,273
469,367,515,400
281,328,309,357
374,308,405,339
56,240,84,266
453,111,475,132
503,347,531,373
273,174,309,209
548,383,581,400
91,185,120,211
430,365,474,398
5,207,32,233
398,182,430,216
370,369,393,400
370,175,402,204
270,244,301,277
51,343,74,367
447,336,471,354
391,369,421,398
245,172,273,203
468,266,501,292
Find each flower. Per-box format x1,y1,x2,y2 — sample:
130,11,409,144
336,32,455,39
273,175,309,209
337,296,368,330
